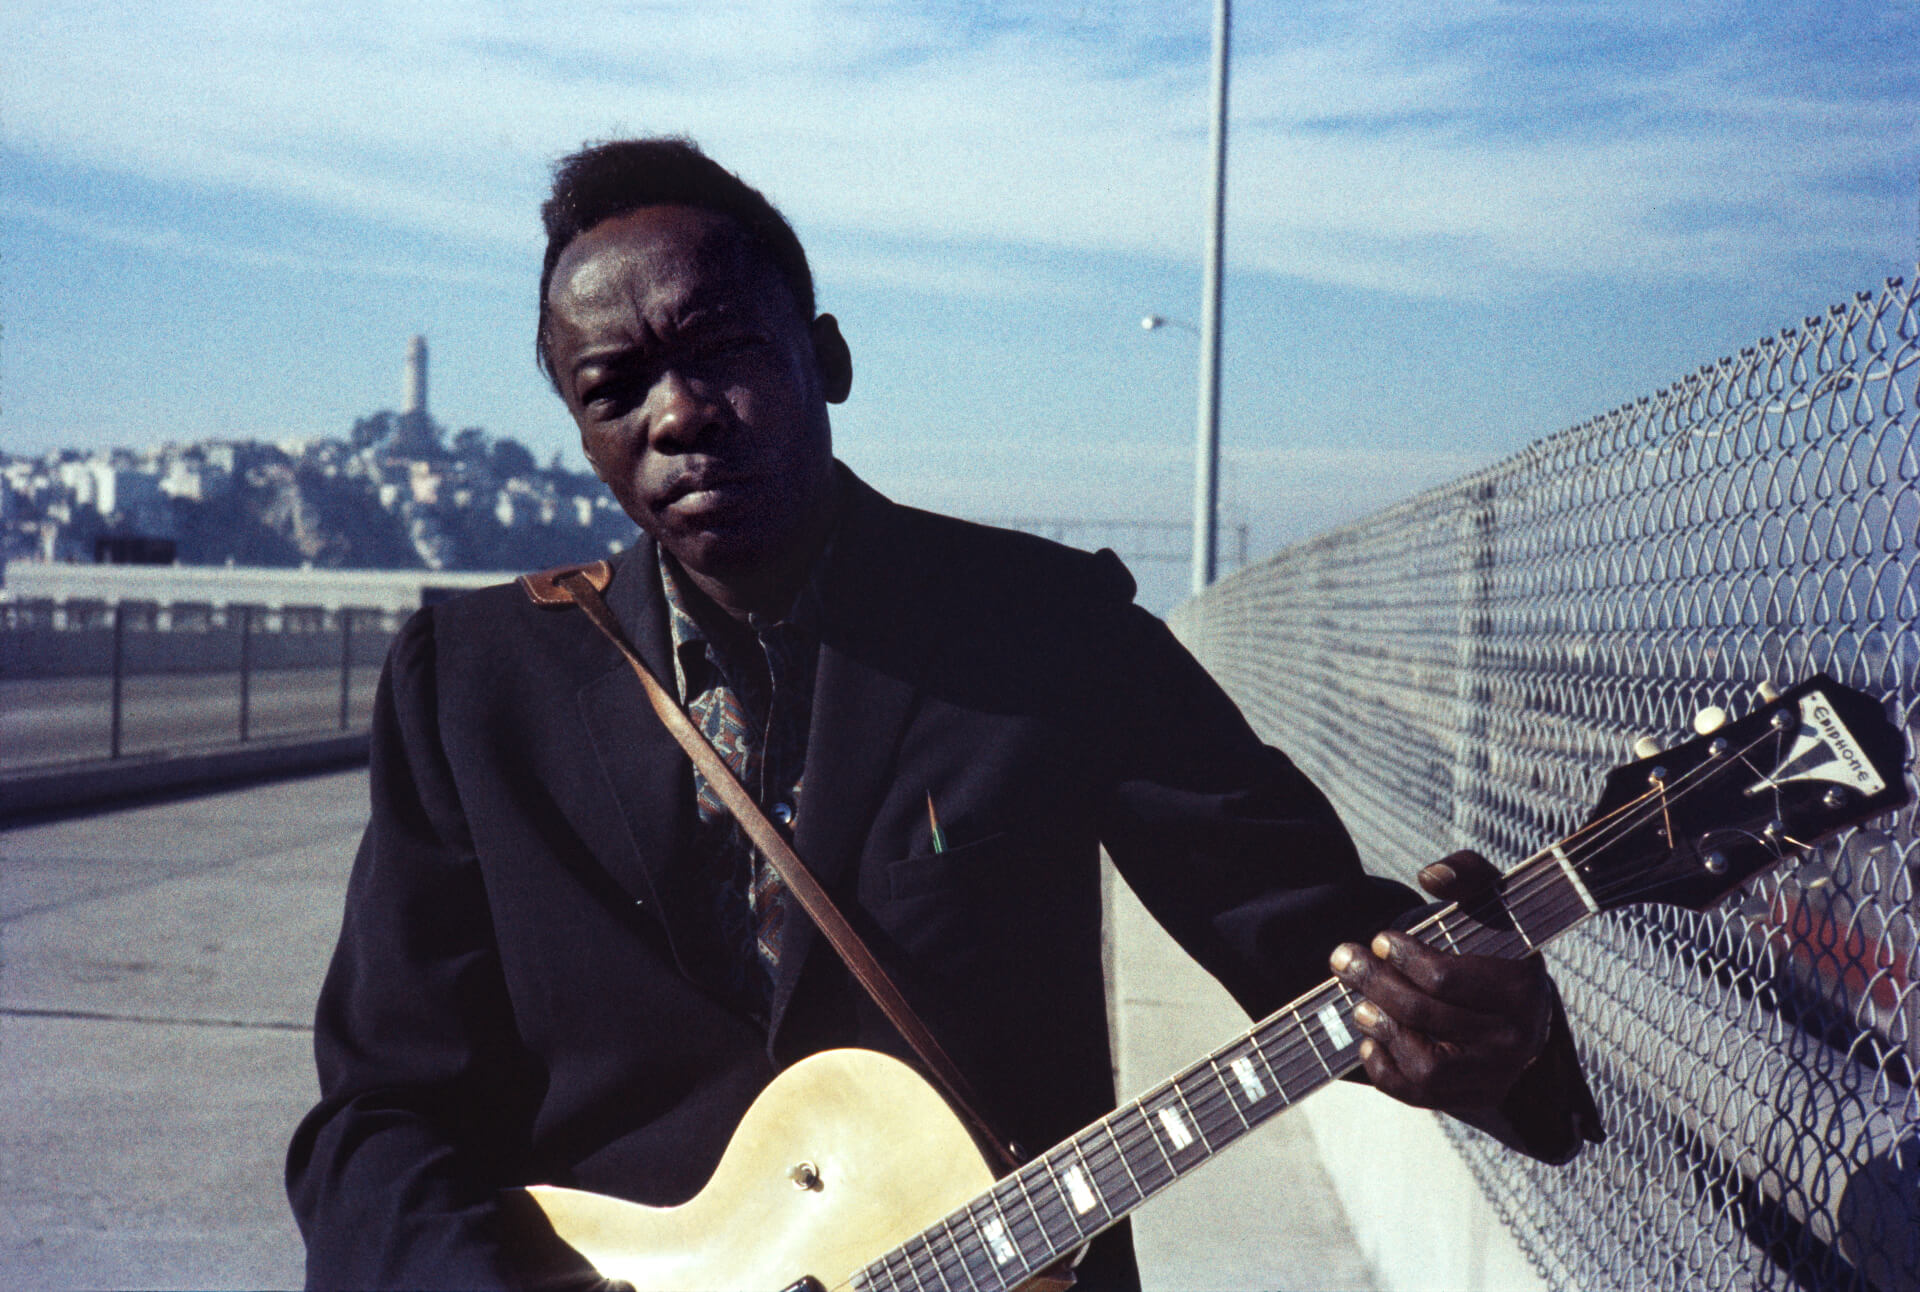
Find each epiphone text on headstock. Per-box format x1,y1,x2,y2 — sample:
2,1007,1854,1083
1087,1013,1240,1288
1745,690,1889,797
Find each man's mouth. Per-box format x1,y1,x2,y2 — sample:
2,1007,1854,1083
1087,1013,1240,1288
662,468,753,514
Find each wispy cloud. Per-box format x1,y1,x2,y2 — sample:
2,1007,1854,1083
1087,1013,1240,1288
1,197,521,289
7,1,1912,302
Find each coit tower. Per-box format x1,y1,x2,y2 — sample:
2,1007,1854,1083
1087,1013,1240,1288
402,335,429,416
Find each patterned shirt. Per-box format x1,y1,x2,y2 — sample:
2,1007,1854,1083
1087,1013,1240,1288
658,548,818,1017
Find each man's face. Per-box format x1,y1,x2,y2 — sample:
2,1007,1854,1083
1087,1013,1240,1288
545,205,847,583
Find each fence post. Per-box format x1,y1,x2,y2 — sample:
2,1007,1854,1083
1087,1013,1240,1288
338,608,353,731
238,604,253,743
109,602,125,760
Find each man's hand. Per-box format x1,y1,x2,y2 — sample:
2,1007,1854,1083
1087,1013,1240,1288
1328,850,1553,1114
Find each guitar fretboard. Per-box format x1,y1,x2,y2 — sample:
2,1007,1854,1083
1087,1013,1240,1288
846,840,1608,1292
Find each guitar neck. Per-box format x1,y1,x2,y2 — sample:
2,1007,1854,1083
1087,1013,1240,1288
847,847,1598,1292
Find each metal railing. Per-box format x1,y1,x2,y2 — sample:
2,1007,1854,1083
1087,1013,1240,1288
1170,271,1918,1289
0,601,402,771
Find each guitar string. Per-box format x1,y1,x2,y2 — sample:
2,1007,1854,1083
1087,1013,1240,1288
1451,703,1802,930
860,716,1806,1286
966,732,1782,1287
887,879,1596,1292
1071,770,1685,1201
1174,719,1802,1166
864,1237,930,1292
868,988,1357,1278
888,847,1609,1284
881,1078,1189,1286
862,727,1781,1290
1407,713,1792,948
899,966,1398,1287
865,1226,933,1292
856,1237,913,1292
864,829,1602,1284
1037,822,1675,1258
1554,721,1793,911
871,1189,993,1292
893,1221,954,1292
1153,717,1804,1178
1063,721,1791,1250
863,992,1360,1286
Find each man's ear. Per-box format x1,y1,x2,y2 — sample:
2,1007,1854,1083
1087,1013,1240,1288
810,314,853,404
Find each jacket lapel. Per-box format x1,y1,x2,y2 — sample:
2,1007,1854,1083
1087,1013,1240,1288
770,473,941,1039
569,477,944,1037
573,540,714,981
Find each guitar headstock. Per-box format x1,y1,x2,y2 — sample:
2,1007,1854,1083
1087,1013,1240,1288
1578,675,1910,913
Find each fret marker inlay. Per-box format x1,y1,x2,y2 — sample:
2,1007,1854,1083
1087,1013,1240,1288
1156,1107,1195,1149
1062,1164,1098,1215
1551,844,1602,913
1230,1055,1267,1100
982,1216,1018,1266
1317,1003,1353,1049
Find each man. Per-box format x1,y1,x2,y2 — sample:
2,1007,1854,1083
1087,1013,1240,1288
288,137,1599,1289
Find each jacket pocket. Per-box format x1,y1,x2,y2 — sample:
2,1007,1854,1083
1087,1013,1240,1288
885,830,1014,901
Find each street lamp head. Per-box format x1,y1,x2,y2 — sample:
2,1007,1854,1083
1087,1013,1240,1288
1141,314,1198,337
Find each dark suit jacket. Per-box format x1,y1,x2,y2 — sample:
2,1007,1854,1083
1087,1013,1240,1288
287,471,1569,1289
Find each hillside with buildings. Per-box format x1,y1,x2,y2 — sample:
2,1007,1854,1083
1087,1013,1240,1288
1,336,638,574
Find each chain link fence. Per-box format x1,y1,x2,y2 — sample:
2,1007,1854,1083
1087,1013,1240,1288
1169,270,1919,1290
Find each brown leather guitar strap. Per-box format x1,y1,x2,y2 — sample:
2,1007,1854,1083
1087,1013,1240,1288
521,560,1024,1176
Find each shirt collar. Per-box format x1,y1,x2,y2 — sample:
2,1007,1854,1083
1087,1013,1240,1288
655,535,833,701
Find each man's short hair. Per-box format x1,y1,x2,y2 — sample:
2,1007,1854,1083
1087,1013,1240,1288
536,137,817,393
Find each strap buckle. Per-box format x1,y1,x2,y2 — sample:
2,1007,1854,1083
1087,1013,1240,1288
518,559,614,606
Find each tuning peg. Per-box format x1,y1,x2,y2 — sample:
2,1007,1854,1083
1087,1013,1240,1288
1633,735,1663,759
1757,680,1781,702
1693,706,1729,735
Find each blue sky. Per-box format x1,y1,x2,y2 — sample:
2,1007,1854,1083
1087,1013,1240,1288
4,0,1917,599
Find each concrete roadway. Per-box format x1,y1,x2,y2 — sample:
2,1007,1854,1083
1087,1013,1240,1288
0,772,362,1288
0,770,1373,1290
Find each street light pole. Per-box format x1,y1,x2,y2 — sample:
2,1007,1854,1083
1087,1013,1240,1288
1193,0,1231,595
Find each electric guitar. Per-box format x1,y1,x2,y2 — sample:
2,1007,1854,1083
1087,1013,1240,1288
512,674,1910,1292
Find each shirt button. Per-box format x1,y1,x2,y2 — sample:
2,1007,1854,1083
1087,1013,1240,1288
771,801,795,826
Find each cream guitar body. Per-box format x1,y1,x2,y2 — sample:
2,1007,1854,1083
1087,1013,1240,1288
525,1048,997,1291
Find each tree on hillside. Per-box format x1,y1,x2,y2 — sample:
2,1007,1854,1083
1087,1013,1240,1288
452,427,490,464
351,412,394,451
489,438,536,479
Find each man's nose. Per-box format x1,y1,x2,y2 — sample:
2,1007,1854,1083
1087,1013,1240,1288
647,371,727,450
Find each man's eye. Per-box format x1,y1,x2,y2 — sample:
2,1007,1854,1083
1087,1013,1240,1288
581,378,638,410
705,334,765,358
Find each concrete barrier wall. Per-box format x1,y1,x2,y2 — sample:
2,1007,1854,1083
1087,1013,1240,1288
1297,1089,1545,1292
0,731,370,820
0,560,515,612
